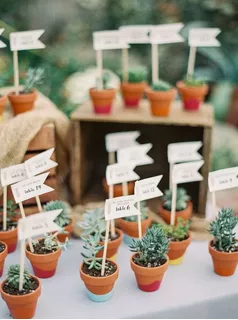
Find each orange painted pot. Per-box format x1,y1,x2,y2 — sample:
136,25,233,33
89,88,116,114
177,81,208,111
0,95,7,120
0,242,7,277
208,241,238,276
159,201,193,225
102,177,134,197
121,81,147,108
97,228,123,259
0,227,18,253
80,260,119,302
117,216,152,238
130,253,169,292
168,235,191,265
0,275,41,319
26,243,61,278
54,219,73,243
8,90,37,115
146,88,176,117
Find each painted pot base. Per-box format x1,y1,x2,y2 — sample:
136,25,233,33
7,243,17,254
94,105,111,114
124,99,139,108
169,255,184,265
32,266,56,278
87,289,113,302
109,254,117,262
138,280,162,292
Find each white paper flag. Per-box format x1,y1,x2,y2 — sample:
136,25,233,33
209,167,238,192
150,23,184,44
189,28,221,47
104,195,140,221
93,30,129,50
172,160,204,184
119,25,152,44
18,209,62,240
0,28,6,48
168,141,203,164
106,163,140,185
117,143,153,166
10,29,45,51
135,175,163,201
25,148,58,178
0,164,27,187
11,172,53,203
105,131,140,153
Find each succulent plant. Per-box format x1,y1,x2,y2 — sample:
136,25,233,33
119,66,148,83
209,208,238,253
32,230,69,252
43,200,71,228
123,201,148,222
5,265,32,290
152,80,172,92
163,187,190,212
183,74,205,87
96,71,111,90
161,217,190,242
23,68,44,93
81,234,105,270
0,200,19,225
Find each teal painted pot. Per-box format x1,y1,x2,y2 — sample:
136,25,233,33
86,289,113,302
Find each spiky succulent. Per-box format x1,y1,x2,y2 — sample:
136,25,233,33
123,201,148,222
81,234,105,270
78,207,106,240
183,74,205,87
161,217,190,242
129,225,169,265
209,208,238,253
23,68,44,93
32,230,69,252
163,188,190,211
152,80,172,92
5,265,32,290
96,71,111,89
43,200,71,228
0,200,19,225
119,66,148,83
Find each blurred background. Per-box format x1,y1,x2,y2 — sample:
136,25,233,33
1,0,238,171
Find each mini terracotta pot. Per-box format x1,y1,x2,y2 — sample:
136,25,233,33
176,81,208,111
159,201,193,225
89,88,116,114
117,216,152,240
0,227,18,253
130,253,169,292
146,88,176,117
208,241,238,276
26,243,62,278
0,275,41,319
80,259,119,302
121,81,147,108
0,242,7,277
54,219,73,243
0,95,7,120
8,90,37,115
102,177,134,197
97,228,123,260
168,235,191,265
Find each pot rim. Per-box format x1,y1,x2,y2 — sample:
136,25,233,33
118,215,152,226
130,252,169,271
7,89,37,98
89,87,116,93
176,80,208,90
0,226,17,235
169,234,191,244
146,87,176,94
80,258,118,280
25,238,62,258
160,200,192,214
0,241,8,257
0,95,7,100
99,228,123,244
209,240,238,256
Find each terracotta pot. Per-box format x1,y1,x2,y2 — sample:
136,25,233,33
146,88,176,117
168,235,191,265
177,81,208,111
54,219,73,243
121,81,147,108
0,275,41,319
0,95,7,120
26,243,61,278
102,177,134,197
130,253,169,292
80,259,119,302
159,201,193,225
89,88,116,114
117,216,152,238
8,90,37,115
97,228,123,261
0,242,7,277
0,227,18,253
208,241,238,276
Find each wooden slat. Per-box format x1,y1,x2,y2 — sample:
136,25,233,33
28,123,55,151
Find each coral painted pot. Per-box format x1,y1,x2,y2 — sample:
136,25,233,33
89,88,116,114
8,90,37,115
102,177,134,197
176,81,208,111
159,201,193,225
121,81,147,108
0,275,41,319
97,228,123,260
146,88,176,117
80,260,119,302
0,227,18,254
208,241,238,276
0,242,7,277
130,253,169,292
26,245,62,279
168,236,191,265
0,95,7,120
117,216,152,241
55,219,73,243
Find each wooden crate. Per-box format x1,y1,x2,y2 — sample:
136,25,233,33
70,99,213,217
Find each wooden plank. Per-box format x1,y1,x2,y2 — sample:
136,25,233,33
28,123,55,151
70,121,81,205
23,152,57,176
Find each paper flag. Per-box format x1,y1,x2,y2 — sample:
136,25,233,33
189,28,221,47
106,163,140,185
135,175,163,201
0,164,27,187
150,23,184,44
10,29,45,51
119,25,152,44
209,167,238,192
172,160,204,184
105,131,140,153
168,141,203,164
93,30,129,50
117,143,153,166
0,28,6,48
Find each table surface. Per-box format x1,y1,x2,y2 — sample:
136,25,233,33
0,239,237,319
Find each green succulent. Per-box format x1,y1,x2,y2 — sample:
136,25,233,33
152,80,172,92
183,74,205,87
209,208,238,253
96,71,111,90
119,66,148,83
161,217,190,242
32,230,70,252
123,201,148,222
23,68,44,93
43,200,71,228
78,207,106,240
81,234,105,271
163,188,190,212
5,265,32,290
0,200,19,226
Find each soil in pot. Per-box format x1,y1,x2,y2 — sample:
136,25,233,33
102,177,134,197
0,242,7,277
0,223,18,253
121,82,147,108
89,88,116,114
97,228,123,261
146,88,176,117
0,95,7,120
159,201,193,225
8,90,37,115
168,235,191,265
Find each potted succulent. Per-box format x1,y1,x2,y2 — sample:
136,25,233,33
177,75,208,111
159,188,192,225
89,72,116,114
208,208,238,276
80,234,119,302
8,68,44,115
0,264,41,319
78,208,123,260
120,67,148,108
117,201,152,245
43,200,73,242
146,80,176,117
129,225,169,292
0,93,7,120
161,217,191,265
25,231,69,278
102,178,134,197
0,241,7,277
0,200,19,253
